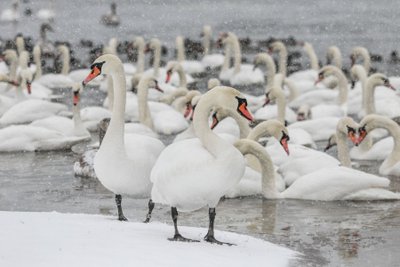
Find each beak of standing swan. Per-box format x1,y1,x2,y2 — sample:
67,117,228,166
26,80,32,94
280,131,290,155
82,61,105,86
236,96,253,122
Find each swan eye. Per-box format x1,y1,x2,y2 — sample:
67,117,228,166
281,131,290,142
90,61,105,73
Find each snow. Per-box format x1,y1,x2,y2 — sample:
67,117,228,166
0,211,297,267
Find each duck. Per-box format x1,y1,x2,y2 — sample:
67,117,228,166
175,36,205,75
200,25,224,69
239,139,399,201
100,2,120,26
218,32,264,86
150,86,254,244
82,54,165,221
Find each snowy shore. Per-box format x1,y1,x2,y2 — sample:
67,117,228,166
0,211,297,267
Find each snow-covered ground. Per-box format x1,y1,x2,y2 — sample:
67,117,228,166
0,211,297,267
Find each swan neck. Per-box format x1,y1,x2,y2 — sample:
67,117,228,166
305,43,319,70
137,79,154,129
176,66,187,87
152,44,161,77
203,31,211,55
107,76,114,111
33,48,42,80
364,79,376,114
61,49,70,75
137,43,145,73
72,102,86,135
278,47,287,77
231,35,241,74
336,132,352,167
176,37,185,62
284,78,299,102
222,43,232,71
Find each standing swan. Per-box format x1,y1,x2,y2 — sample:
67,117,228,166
82,54,165,221
151,86,254,244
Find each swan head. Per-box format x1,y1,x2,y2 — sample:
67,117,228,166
368,73,396,90
133,36,145,48
182,91,201,119
315,65,341,85
350,46,369,66
357,114,395,145
297,104,311,121
265,120,290,155
268,41,285,54
263,86,280,107
165,61,183,83
216,32,228,48
337,117,360,146
71,83,82,106
82,54,120,85
201,25,211,37
138,75,163,93
207,78,221,90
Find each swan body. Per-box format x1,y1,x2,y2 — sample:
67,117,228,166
201,25,224,69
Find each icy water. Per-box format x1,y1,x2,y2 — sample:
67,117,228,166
1,0,400,266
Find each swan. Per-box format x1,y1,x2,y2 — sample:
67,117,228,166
326,46,342,69
350,46,371,74
1,49,18,92
151,86,254,244
218,32,264,85
0,0,19,22
35,45,74,89
30,83,90,140
358,114,400,176
175,36,205,75
225,121,290,198
201,25,224,69
287,42,319,82
143,38,194,86
82,54,165,221
162,61,190,99
38,23,55,57
239,139,399,200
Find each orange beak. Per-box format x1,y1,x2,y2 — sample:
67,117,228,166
314,75,323,86
73,92,80,106
280,137,290,155
238,102,254,121
82,66,101,86
356,130,367,146
348,132,359,146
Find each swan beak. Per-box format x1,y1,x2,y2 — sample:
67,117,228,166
324,144,332,152
210,113,219,129
384,81,396,91
297,113,305,121
26,81,32,94
155,83,164,93
280,137,290,155
238,102,254,121
263,96,270,107
73,91,80,106
183,103,193,119
350,80,356,89
348,132,359,146
356,130,367,146
83,66,101,86
314,77,323,86
165,73,171,83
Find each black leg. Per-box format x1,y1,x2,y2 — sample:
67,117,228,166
143,199,155,223
204,208,234,246
115,194,128,221
168,207,199,242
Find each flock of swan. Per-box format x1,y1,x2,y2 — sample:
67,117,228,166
1,22,400,245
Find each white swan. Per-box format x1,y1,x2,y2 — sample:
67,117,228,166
240,132,399,201
82,54,165,221
326,46,342,69
30,83,90,140
287,42,319,82
358,114,400,176
218,32,264,85
151,86,254,244
35,45,74,88
201,25,224,69
175,36,205,75
350,46,371,74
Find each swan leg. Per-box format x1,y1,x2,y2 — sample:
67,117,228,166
168,207,199,242
143,198,155,223
204,208,234,246
115,194,128,221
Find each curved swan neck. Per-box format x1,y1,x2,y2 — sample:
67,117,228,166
336,131,352,167
353,47,371,73
16,36,25,55
283,78,299,102
304,42,319,70
234,139,278,198
228,33,241,74
193,87,236,156
150,39,161,77
59,46,70,75
72,101,86,136
221,42,232,71
174,63,187,87
273,42,287,77
134,37,145,74
256,53,276,90
106,75,114,111
322,66,348,107
137,77,154,130
176,36,185,62
247,120,281,141
102,62,126,150
271,87,286,124
364,74,386,115
327,46,342,69
33,45,42,80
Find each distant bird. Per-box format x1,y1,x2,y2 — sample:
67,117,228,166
101,3,120,27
